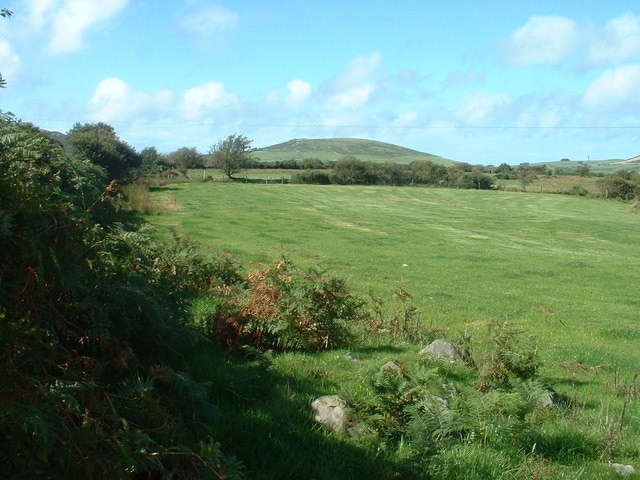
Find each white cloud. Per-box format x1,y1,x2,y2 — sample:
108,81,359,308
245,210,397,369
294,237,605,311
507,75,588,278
392,111,419,127
328,84,375,109
23,0,129,54
581,64,640,110
24,0,57,31
180,81,239,119
502,15,579,66
182,3,238,37
89,77,172,121
0,39,20,82
334,52,382,88
517,108,563,130
323,52,382,110
457,92,511,124
588,12,640,64
286,79,311,108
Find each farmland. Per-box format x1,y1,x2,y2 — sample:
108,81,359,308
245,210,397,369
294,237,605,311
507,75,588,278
147,181,640,479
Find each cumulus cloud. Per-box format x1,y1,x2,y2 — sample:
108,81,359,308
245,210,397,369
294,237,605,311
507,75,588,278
24,0,57,31
581,64,640,110
457,92,511,124
181,3,238,37
23,0,129,54
88,77,172,121
0,40,21,82
516,107,563,130
285,79,312,108
180,81,239,119
502,15,579,66
328,84,375,109
323,52,382,109
588,12,640,64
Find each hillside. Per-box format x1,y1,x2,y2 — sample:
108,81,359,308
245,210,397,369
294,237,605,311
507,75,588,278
535,156,640,175
254,137,456,165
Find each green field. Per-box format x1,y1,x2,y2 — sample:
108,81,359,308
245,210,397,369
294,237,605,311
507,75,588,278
147,183,640,478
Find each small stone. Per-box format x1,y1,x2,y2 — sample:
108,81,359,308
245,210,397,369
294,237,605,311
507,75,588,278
310,395,349,432
382,361,402,376
345,352,360,361
419,339,463,363
609,462,635,476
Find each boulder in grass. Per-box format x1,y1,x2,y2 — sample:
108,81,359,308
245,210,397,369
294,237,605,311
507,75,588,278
419,339,463,363
609,462,635,476
382,361,403,376
310,395,349,432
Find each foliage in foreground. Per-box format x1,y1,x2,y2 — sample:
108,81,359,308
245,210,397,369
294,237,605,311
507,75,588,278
0,118,244,478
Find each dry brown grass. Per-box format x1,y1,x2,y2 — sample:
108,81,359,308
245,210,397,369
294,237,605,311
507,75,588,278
530,175,600,195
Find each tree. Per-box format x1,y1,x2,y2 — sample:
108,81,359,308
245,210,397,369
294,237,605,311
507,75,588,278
409,160,448,185
67,122,140,181
574,165,591,177
166,146,203,169
0,9,11,88
495,163,513,179
514,163,538,191
330,155,374,185
209,133,253,180
596,173,638,200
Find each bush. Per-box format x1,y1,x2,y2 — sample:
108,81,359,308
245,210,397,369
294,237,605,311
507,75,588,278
213,258,363,351
0,118,243,478
476,321,540,392
290,170,332,184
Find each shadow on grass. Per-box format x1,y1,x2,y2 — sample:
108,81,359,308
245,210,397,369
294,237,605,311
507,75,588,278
353,345,406,355
186,343,407,480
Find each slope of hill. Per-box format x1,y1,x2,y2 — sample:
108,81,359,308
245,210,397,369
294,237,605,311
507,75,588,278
254,138,456,165
40,129,72,156
614,154,640,165
537,156,640,175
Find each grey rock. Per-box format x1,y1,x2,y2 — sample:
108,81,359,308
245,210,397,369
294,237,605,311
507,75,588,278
310,395,349,432
382,361,402,376
419,339,463,363
609,462,635,476
345,351,360,361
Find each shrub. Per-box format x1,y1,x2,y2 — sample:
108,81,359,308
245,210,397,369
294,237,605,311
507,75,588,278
213,258,363,351
476,321,540,392
0,118,243,479
290,170,331,184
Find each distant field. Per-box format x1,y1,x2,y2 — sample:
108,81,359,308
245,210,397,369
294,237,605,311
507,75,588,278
498,174,601,195
148,183,640,358
147,182,640,477
538,158,640,175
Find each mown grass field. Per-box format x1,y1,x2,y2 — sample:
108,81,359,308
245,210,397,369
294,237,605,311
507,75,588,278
147,182,640,479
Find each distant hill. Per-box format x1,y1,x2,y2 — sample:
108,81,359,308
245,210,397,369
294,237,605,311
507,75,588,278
536,156,640,175
614,154,640,165
40,129,72,156
254,138,456,165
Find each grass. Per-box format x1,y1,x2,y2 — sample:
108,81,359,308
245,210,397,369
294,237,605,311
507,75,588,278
146,182,640,479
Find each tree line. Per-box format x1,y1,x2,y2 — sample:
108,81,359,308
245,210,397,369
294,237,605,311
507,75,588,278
61,121,640,198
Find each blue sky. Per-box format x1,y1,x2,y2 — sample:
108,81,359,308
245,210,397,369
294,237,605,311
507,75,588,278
1,1,640,165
